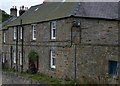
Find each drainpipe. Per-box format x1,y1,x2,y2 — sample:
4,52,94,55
21,19,24,72
10,46,13,69
69,26,73,48
68,21,74,48
74,44,77,83
16,26,18,72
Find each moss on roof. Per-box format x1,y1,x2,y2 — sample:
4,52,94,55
8,2,119,27
8,2,78,27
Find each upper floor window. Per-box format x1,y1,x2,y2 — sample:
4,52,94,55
32,25,36,40
20,27,23,40
50,50,56,69
51,21,56,39
3,32,6,43
13,27,17,40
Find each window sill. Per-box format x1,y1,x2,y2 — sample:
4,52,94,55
50,67,56,71
13,39,16,41
31,39,36,42
51,66,56,69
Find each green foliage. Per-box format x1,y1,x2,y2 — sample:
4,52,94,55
28,50,39,62
3,69,78,84
0,10,11,23
2,13,11,22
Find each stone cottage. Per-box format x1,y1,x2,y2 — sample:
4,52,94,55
1,6,27,68
2,2,120,84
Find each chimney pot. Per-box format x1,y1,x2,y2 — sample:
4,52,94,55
10,6,17,16
22,5,24,10
20,6,22,10
19,5,26,16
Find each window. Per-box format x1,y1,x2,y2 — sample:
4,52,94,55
2,53,5,63
3,32,5,43
32,25,36,40
51,21,56,39
19,51,22,65
50,50,56,69
13,50,16,63
13,27,17,40
108,61,118,76
20,27,23,39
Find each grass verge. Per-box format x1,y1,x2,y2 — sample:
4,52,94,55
2,69,77,84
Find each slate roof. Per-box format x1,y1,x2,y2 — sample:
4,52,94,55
2,16,17,30
8,2,119,27
75,2,119,20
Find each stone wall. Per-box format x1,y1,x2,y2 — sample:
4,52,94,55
2,17,120,84
2,72,41,84
76,45,119,84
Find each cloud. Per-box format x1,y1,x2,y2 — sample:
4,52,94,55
0,0,44,14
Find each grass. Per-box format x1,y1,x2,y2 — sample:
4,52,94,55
20,72,76,84
2,69,77,84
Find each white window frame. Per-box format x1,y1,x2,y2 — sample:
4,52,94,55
3,32,5,43
2,53,5,63
32,25,36,40
13,27,17,40
19,51,22,65
20,27,22,39
51,21,56,39
13,50,16,63
50,50,56,69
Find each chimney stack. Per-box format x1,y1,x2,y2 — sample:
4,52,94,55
19,5,28,16
10,6,17,16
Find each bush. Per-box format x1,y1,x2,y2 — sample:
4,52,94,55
28,50,39,62
28,50,38,74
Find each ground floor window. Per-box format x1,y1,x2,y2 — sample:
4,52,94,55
50,50,56,69
2,53,5,63
108,61,118,76
19,51,22,65
13,50,16,63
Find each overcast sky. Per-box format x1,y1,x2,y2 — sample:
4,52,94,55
0,0,44,15
0,0,120,15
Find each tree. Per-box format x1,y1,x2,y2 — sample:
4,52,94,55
0,9,11,24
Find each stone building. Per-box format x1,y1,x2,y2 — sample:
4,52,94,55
2,6,27,68
2,2,120,84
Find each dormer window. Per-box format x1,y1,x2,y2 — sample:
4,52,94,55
13,27,17,40
32,24,36,40
51,21,56,39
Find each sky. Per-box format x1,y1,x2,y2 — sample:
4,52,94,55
0,0,120,15
0,0,44,15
